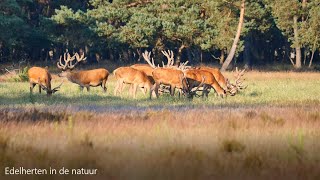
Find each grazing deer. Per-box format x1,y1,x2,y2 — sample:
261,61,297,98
199,66,246,96
228,67,247,95
198,67,228,90
185,69,226,98
113,67,153,98
140,50,191,98
57,52,109,92
130,64,155,84
28,67,62,95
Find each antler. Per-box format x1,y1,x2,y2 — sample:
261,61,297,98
161,50,190,70
234,67,246,90
227,67,247,95
191,76,206,93
161,50,175,67
142,50,156,68
68,53,87,69
57,52,86,70
52,81,64,92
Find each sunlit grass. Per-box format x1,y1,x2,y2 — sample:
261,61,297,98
0,71,319,108
0,71,320,180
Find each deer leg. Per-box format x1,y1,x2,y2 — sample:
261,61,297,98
30,83,35,94
154,83,160,98
38,84,42,94
102,79,107,92
80,86,84,92
132,84,138,98
114,81,119,96
139,86,146,95
86,86,90,92
170,86,176,96
150,84,156,99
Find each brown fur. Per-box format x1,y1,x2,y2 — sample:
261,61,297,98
113,67,153,98
28,67,52,94
152,68,189,98
185,69,226,98
131,64,155,84
198,66,228,91
59,68,109,92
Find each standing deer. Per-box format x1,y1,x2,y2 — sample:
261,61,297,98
140,50,192,98
28,67,62,95
113,67,153,98
57,52,109,92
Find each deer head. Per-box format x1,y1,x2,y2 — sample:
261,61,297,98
227,67,247,96
38,78,63,95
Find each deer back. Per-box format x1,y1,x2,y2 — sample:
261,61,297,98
114,67,151,86
199,67,228,90
152,68,187,89
69,68,109,85
28,67,51,90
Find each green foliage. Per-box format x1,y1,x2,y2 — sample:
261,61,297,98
8,66,29,82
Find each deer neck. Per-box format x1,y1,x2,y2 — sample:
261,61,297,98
67,72,81,84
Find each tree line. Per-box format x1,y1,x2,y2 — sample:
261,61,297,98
0,0,319,70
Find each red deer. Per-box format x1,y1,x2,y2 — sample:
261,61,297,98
57,53,109,92
113,67,153,98
130,64,155,84
152,68,190,98
28,67,62,95
199,66,246,96
140,50,192,98
185,69,226,98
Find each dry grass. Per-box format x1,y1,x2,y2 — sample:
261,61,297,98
0,106,320,180
0,71,320,179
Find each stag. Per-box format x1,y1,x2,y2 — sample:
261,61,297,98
113,67,154,98
28,67,62,95
140,50,191,98
185,69,226,98
227,67,247,95
199,66,246,96
57,52,109,92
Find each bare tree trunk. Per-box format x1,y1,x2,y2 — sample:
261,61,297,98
221,0,245,71
219,49,225,64
309,35,317,68
293,15,302,69
176,44,186,66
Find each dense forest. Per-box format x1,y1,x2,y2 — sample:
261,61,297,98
0,0,319,70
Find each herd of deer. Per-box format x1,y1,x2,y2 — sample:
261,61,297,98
28,50,246,99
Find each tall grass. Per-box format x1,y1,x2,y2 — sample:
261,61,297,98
0,107,320,179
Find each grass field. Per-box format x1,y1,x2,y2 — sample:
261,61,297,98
0,71,320,180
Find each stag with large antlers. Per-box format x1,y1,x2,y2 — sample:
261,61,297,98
138,50,190,98
227,67,247,95
199,66,246,96
185,69,226,98
28,67,62,95
57,52,109,92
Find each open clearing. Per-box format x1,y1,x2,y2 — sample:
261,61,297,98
0,71,320,180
